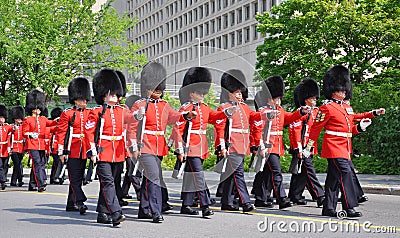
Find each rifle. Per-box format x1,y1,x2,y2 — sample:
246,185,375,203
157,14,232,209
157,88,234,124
8,134,14,167
297,107,314,173
130,97,150,177
58,112,76,180
255,110,274,173
172,102,197,179
248,146,258,169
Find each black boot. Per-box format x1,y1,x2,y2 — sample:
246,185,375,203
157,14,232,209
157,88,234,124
97,213,112,224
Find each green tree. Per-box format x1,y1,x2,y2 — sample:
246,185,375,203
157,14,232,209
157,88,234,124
0,0,146,106
255,0,400,105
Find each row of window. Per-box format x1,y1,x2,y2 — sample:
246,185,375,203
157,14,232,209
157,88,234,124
137,24,261,62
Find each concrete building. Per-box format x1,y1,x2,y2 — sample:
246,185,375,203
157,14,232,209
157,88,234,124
116,0,283,99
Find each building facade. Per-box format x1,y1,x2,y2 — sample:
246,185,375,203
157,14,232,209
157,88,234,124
118,0,283,98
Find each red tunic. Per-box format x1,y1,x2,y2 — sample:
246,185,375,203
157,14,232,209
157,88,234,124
130,98,181,156
252,105,302,156
308,100,366,160
176,102,226,159
215,102,261,155
10,123,24,153
57,108,91,159
85,104,135,163
0,124,12,157
22,116,57,150
290,108,319,155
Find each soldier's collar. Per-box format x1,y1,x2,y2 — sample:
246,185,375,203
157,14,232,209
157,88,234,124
74,106,84,111
331,98,343,104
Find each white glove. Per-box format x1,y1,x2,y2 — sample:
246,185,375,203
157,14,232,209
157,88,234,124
137,106,145,120
360,118,372,131
302,139,314,158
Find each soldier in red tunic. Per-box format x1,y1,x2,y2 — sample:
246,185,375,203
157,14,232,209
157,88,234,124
57,77,91,215
9,106,26,187
175,67,232,217
214,69,256,213
23,90,57,192
252,76,308,209
304,65,384,217
49,107,63,185
0,104,12,190
85,69,133,226
288,78,325,207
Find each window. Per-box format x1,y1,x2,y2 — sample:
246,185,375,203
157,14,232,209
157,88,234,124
223,0,228,8
194,9,198,21
253,24,258,40
205,22,209,36
223,14,228,28
230,11,235,26
211,0,215,13
210,39,215,53
253,2,258,15
262,0,268,12
237,30,242,45
211,20,215,33
245,5,250,20
199,6,203,19
230,32,235,47
205,3,209,16
237,8,242,23
223,34,228,49
217,17,222,31
199,25,203,38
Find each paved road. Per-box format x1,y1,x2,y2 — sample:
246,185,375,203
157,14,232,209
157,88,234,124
0,178,399,238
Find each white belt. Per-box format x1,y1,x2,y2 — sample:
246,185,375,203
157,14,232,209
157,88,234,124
13,140,23,143
0,141,7,145
325,130,352,138
100,135,124,141
190,129,207,135
231,128,249,134
144,130,165,136
72,134,85,138
304,133,310,137
270,131,283,136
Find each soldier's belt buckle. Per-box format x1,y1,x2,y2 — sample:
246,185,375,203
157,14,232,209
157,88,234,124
80,134,85,138
242,129,248,133
347,133,352,137
111,136,117,141
155,131,161,136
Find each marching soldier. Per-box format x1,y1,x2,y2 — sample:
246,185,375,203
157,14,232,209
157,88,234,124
252,76,309,209
130,62,192,223
23,90,57,192
214,69,255,213
10,106,26,187
57,77,91,215
121,94,142,201
49,107,63,184
288,78,325,206
0,104,12,190
85,69,133,226
303,65,384,217
176,67,232,217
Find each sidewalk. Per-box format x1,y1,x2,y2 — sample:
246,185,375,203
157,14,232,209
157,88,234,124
20,168,400,195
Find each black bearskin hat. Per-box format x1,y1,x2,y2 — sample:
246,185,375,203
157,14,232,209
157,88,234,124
179,67,212,104
220,69,248,103
0,104,8,119
68,77,91,105
93,69,124,105
25,89,46,115
140,62,167,98
50,107,63,120
298,78,320,106
10,106,25,120
293,84,301,108
344,82,353,100
125,94,141,109
264,75,284,99
115,70,127,97
42,107,49,118
323,65,351,99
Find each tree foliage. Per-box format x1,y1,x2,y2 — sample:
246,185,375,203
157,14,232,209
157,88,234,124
0,0,146,106
255,0,400,105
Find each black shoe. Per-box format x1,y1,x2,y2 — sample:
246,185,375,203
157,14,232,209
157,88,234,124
152,212,164,223
358,195,368,203
111,211,126,226
221,204,239,211
216,191,223,197
266,197,274,203
38,187,46,192
17,182,24,187
58,178,64,185
83,180,90,186
210,198,216,205
138,211,152,219
317,196,325,207
136,192,141,201
28,187,37,191
201,206,214,217
97,213,112,224
180,206,199,215
162,203,173,212
122,194,133,199
78,204,88,215
347,209,362,217
291,198,307,205
254,200,273,208
119,200,129,207
278,197,293,209
322,209,337,217
10,182,17,187
1,183,6,190
242,203,255,213
66,205,80,212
